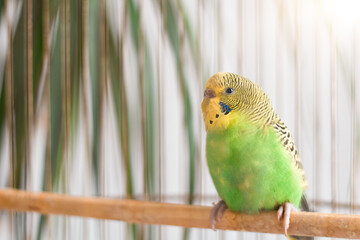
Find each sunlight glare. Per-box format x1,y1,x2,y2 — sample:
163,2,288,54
321,0,360,29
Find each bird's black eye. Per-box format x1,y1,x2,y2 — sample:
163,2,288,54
225,87,234,94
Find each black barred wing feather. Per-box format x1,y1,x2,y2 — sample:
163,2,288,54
272,116,307,189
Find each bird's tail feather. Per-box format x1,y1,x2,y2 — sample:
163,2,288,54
289,194,314,240
288,237,312,240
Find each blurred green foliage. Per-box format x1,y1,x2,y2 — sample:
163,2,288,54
0,0,200,239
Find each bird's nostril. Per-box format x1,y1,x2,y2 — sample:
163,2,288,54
204,89,216,98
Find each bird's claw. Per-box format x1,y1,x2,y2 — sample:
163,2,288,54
210,200,227,229
276,202,298,235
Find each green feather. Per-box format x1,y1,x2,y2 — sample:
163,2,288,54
206,115,303,213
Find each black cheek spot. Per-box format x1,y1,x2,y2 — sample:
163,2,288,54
210,120,213,124
224,112,229,115
216,114,219,118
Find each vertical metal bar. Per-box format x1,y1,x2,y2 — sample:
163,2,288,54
65,0,70,183
103,0,108,96
42,0,51,237
275,1,282,113
330,8,337,213
256,0,261,85
196,1,203,239
212,0,215,72
137,0,146,239
137,13,146,240
60,0,67,237
216,0,221,70
160,0,166,203
313,1,321,212
65,0,71,195
42,0,50,193
351,26,358,214
99,0,107,238
60,0,71,236
99,0,105,194
104,0,109,236
66,5,73,240
26,0,34,238
294,0,300,147
238,0,243,74
64,0,71,159
24,0,28,238
5,0,14,239
4,0,13,188
5,0,14,189
60,0,71,196
157,0,164,238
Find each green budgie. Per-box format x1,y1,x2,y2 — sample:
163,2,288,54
201,72,312,240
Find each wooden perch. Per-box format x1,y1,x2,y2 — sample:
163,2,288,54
0,189,359,238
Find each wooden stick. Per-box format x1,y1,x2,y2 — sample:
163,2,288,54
0,188,359,238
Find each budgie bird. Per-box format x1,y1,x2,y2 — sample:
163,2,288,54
201,72,312,240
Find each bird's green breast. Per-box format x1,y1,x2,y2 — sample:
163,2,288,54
206,117,303,213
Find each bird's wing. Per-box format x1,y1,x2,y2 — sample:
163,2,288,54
272,116,307,189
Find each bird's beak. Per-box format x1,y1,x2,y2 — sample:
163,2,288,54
204,88,215,98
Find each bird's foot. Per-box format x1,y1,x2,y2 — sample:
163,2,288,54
277,202,298,235
210,200,228,229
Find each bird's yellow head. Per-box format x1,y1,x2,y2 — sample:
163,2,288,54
201,72,273,131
